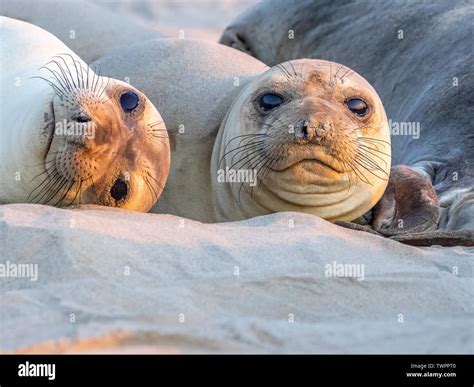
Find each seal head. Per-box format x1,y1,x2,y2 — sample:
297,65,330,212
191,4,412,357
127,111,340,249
212,59,391,222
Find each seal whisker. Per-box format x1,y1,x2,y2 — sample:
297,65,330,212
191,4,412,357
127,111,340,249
52,55,78,90
44,177,68,205
340,68,355,83
37,65,70,95
229,144,267,168
31,76,67,100
53,178,76,207
46,59,74,92
143,172,159,202
235,146,271,203
352,158,388,182
254,148,281,195
30,170,63,204
219,140,267,165
288,60,298,77
355,153,389,178
144,168,164,192
60,53,83,90
357,142,392,159
27,161,60,199
91,63,102,93
222,133,270,154
276,63,292,80
345,160,372,186
355,148,388,171
98,76,110,99
328,61,333,86
334,63,344,81
65,178,83,207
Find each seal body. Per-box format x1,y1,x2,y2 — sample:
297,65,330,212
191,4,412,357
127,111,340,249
0,17,170,211
0,0,161,63
221,0,474,232
95,39,391,222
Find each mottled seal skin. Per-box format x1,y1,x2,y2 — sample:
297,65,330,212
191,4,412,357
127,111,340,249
221,0,474,243
0,0,162,63
0,17,170,211
95,39,391,223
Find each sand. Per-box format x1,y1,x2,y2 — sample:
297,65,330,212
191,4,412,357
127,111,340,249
1,204,472,353
0,0,472,354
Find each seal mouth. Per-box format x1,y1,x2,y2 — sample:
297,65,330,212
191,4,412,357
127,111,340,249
270,157,343,174
290,158,342,173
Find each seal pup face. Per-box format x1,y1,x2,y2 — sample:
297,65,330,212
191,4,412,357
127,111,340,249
215,59,391,221
31,55,170,211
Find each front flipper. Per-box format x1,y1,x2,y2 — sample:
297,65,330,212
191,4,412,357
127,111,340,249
373,165,440,235
336,220,474,246
335,220,382,236
336,166,473,246
390,230,474,247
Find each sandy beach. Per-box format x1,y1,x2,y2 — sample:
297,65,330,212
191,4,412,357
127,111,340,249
1,204,472,353
0,0,472,356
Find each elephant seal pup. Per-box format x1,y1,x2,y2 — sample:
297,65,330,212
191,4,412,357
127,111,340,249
211,58,391,222
0,0,162,63
94,39,391,222
0,17,170,211
220,0,474,243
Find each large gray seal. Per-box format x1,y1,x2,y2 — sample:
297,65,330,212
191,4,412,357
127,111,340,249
0,17,170,211
220,0,474,245
94,39,391,223
0,0,162,63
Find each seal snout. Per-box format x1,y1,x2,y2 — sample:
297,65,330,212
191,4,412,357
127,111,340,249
294,118,332,144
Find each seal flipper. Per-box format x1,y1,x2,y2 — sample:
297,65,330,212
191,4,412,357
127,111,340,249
372,166,474,246
219,26,254,57
335,220,383,236
336,166,474,246
389,230,474,247
372,165,440,235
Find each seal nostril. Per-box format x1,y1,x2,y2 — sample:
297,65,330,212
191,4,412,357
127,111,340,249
316,123,329,137
295,121,311,143
111,179,128,201
301,122,309,139
74,113,91,123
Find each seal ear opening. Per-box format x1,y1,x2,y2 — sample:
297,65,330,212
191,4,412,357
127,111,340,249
219,26,254,57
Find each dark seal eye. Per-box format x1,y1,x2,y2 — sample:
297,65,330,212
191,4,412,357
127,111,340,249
259,93,284,111
120,92,139,112
346,98,368,116
111,179,128,201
